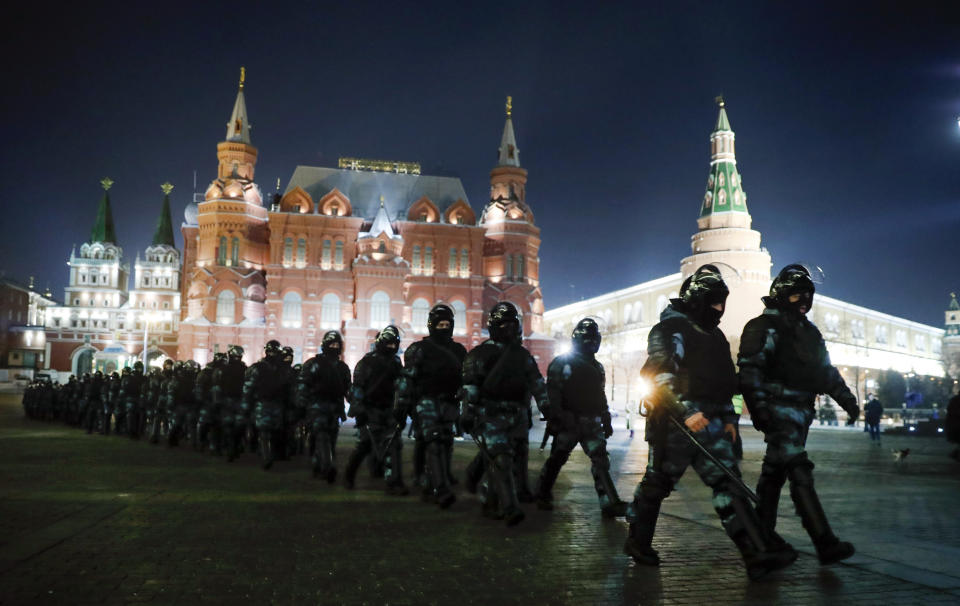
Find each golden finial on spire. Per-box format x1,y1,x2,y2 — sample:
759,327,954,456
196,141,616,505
100,177,114,191
506,95,512,117
161,182,174,195
239,66,246,90
276,178,281,191
379,194,385,207
715,94,725,108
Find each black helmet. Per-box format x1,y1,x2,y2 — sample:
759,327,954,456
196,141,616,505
264,340,282,358
213,352,227,365
281,346,294,365
428,303,455,340
768,264,815,313
293,363,302,373
163,359,174,371
678,264,729,328
121,367,131,376
375,325,401,355
571,318,601,354
321,331,342,357
488,302,522,344
133,361,144,373
228,345,244,360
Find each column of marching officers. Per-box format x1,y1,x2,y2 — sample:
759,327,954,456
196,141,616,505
21,263,861,580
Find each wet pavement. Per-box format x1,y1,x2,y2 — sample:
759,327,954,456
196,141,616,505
1,393,958,605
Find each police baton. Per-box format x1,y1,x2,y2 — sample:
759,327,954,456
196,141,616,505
362,425,386,462
668,416,759,505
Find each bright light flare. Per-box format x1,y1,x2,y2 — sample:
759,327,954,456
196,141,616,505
637,377,652,400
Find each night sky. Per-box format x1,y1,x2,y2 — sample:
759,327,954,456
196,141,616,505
2,2,958,327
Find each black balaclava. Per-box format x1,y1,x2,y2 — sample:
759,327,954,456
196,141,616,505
571,318,601,355
427,304,455,341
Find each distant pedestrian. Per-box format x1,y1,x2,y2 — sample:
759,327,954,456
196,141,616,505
864,395,883,444
946,391,960,462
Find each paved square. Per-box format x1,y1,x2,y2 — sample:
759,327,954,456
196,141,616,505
1,393,958,605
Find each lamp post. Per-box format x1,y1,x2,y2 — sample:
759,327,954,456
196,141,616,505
140,311,170,367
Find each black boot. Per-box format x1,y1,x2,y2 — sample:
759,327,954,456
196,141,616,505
790,480,855,564
384,440,409,496
413,439,426,488
343,447,364,489
725,494,797,580
427,442,455,508
756,470,794,553
491,454,524,526
314,432,333,479
623,498,661,566
260,431,274,470
513,445,535,503
593,464,629,518
465,452,485,494
535,455,564,511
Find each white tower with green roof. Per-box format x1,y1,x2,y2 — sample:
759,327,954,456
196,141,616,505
680,98,772,348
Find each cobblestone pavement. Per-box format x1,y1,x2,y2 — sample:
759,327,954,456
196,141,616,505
1,394,958,605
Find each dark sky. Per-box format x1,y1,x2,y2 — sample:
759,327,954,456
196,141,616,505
2,1,958,326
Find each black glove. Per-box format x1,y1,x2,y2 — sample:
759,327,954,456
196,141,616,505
838,393,859,424
601,412,613,439
355,412,368,428
751,407,772,433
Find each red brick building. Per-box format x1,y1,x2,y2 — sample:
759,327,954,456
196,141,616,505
177,75,552,369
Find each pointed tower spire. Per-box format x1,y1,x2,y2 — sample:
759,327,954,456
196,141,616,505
497,95,520,167
364,195,397,238
152,183,176,247
90,177,118,244
225,66,251,144
700,97,748,220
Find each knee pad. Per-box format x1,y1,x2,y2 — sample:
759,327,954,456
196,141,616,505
639,471,672,502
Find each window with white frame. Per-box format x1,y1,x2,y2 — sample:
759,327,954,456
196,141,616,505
321,293,340,329
283,238,293,267
216,291,235,325
411,298,430,330
424,247,433,276
334,241,344,269
851,319,865,339
448,248,457,276
282,292,302,328
875,324,888,344
321,240,332,269
296,239,306,268
914,334,925,351
412,245,421,275
452,300,467,335
895,329,907,348
656,295,668,315
460,248,469,277
369,291,390,328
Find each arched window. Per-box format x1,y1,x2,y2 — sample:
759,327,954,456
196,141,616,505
283,238,293,267
875,325,888,344
370,291,390,328
411,298,430,331
216,291,235,325
624,303,632,324
282,292,302,328
321,239,332,269
296,238,306,267
452,300,467,335
656,295,668,315
321,293,341,329
633,302,644,323
231,237,240,266
334,241,344,269
218,236,227,265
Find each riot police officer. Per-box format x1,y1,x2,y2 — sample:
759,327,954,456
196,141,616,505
83,371,105,434
624,265,796,580
121,361,146,438
213,345,248,461
738,264,860,565
536,318,628,517
460,302,550,526
243,340,289,469
148,360,175,444
297,331,351,482
346,326,406,493
196,354,225,453
168,361,199,447
396,304,467,506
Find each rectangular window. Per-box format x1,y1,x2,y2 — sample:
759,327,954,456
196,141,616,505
218,236,227,265
516,254,524,280
283,237,293,267
505,255,513,281
460,248,469,277
321,240,332,269
296,238,306,268
424,247,433,276
334,241,344,269
448,247,457,276
412,246,421,275
231,237,240,266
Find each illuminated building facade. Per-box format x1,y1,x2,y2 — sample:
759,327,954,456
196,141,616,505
544,101,948,409
177,76,551,369
44,180,181,375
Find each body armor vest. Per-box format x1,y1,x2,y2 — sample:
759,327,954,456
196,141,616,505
768,312,831,391
660,317,737,403
358,352,400,409
218,360,246,398
557,353,606,415
416,338,464,398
